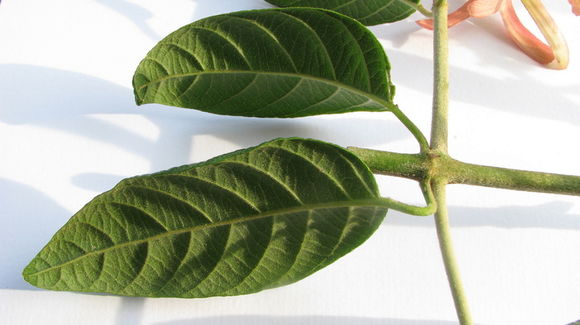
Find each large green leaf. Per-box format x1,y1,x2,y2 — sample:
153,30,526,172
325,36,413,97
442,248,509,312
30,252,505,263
265,0,419,26
23,138,388,298
133,8,396,118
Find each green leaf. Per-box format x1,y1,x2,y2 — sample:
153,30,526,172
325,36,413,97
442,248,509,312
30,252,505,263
133,8,396,118
265,0,419,26
23,138,388,298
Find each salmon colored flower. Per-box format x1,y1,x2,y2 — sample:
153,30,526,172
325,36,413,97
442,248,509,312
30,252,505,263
571,0,580,15
417,0,578,69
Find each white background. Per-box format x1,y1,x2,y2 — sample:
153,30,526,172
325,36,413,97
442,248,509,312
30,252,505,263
1,1,579,324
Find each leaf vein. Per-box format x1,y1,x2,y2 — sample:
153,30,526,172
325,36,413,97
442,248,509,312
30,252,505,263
143,58,170,76
228,16,298,72
219,160,304,204
162,42,204,70
267,145,352,198
334,0,360,10
162,173,260,211
124,184,213,224
275,11,337,80
108,201,169,232
183,225,232,296
358,0,397,21
322,12,372,92
28,200,386,278
155,231,192,293
74,221,115,245
189,26,252,69
272,210,311,284
121,242,149,294
202,74,259,110
222,218,274,294
281,86,342,117
135,70,390,110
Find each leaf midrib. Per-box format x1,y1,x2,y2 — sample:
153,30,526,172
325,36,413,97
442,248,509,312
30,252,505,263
136,70,394,110
25,198,390,278
287,0,415,17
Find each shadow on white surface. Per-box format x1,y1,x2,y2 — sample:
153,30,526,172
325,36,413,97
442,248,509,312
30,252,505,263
115,298,146,325
386,201,580,229
190,0,273,21
387,49,580,125
0,64,407,291
1,64,578,294
94,0,160,40
0,64,408,173
370,21,420,49
86,0,275,43
0,178,69,290
71,173,128,192
154,315,458,325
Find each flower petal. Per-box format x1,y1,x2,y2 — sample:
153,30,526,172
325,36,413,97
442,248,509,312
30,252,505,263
500,0,568,69
416,2,469,30
467,0,503,17
416,0,502,30
570,0,580,16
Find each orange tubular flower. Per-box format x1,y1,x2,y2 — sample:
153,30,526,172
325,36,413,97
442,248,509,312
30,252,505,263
417,0,578,69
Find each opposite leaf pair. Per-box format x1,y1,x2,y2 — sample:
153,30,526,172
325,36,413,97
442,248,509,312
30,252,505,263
24,8,403,297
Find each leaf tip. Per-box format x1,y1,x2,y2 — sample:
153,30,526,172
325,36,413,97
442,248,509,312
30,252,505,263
21,262,39,287
132,85,147,106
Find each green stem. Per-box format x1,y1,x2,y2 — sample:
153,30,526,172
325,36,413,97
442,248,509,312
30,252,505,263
348,148,580,197
377,185,437,216
446,160,580,195
431,0,450,154
432,178,473,325
431,1,473,324
348,148,428,180
391,105,430,153
398,0,433,17
417,3,434,17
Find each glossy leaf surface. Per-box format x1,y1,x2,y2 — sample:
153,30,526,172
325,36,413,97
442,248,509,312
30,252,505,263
265,0,419,25
23,138,388,297
133,8,395,118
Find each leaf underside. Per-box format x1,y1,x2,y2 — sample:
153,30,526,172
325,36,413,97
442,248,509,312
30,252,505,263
265,0,419,26
133,8,395,118
23,138,388,298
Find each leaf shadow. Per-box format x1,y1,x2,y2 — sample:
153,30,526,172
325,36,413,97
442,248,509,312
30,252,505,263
115,297,146,325
0,64,408,291
386,200,580,229
0,64,405,172
387,48,580,125
93,0,160,40
372,22,421,49
190,0,273,21
153,315,458,325
0,178,70,290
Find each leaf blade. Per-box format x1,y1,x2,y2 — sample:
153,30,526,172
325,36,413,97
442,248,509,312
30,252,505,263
265,0,419,25
23,138,388,298
133,8,395,118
